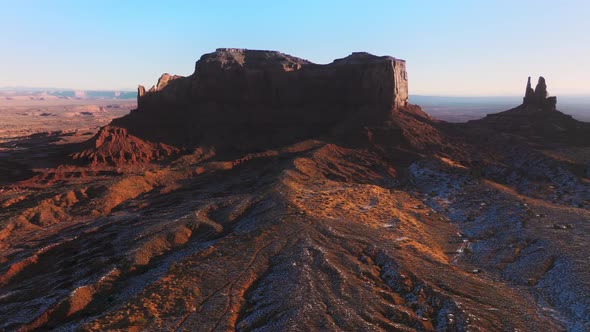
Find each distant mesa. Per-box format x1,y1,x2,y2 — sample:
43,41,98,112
523,76,557,111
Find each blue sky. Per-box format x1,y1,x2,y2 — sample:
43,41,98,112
1,0,589,95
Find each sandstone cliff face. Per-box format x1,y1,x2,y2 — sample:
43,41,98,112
137,73,189,110
137,49,408,114
113,48,412,152
189,50,408,112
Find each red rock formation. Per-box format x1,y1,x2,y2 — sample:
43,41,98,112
77,49,420,165
72,126,178,166
523,77,535,104
472,77,589,145
522,76,556,111
118,49,410,149
136,85,145,107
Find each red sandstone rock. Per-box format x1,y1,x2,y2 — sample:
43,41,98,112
98,48,413,157
72,126,178,166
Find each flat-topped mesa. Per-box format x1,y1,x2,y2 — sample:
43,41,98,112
136,48,408,119
522,76,557,111
100,48,415,153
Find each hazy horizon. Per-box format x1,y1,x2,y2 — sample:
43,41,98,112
3,86,590,99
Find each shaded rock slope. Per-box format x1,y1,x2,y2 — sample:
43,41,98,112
0,50,588,331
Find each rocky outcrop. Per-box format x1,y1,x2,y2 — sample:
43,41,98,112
137,49,408,114
72,126,178,166
136,73,189,110
108,48,412,152
137,85,145,107
471,77,590,145
74,49,417,165
523,76,556,111
523,77,535,104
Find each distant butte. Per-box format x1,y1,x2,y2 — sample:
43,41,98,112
470,76,590,145
523,76,557,111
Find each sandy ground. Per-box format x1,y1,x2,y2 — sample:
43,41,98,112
0,98,135,140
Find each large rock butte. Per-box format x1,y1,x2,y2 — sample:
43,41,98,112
137,48,408,116
117,49,410,148
76,49,436,165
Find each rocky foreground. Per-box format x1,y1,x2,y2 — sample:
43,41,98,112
0,49,588,331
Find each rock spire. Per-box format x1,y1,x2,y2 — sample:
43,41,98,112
522,76,556,111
